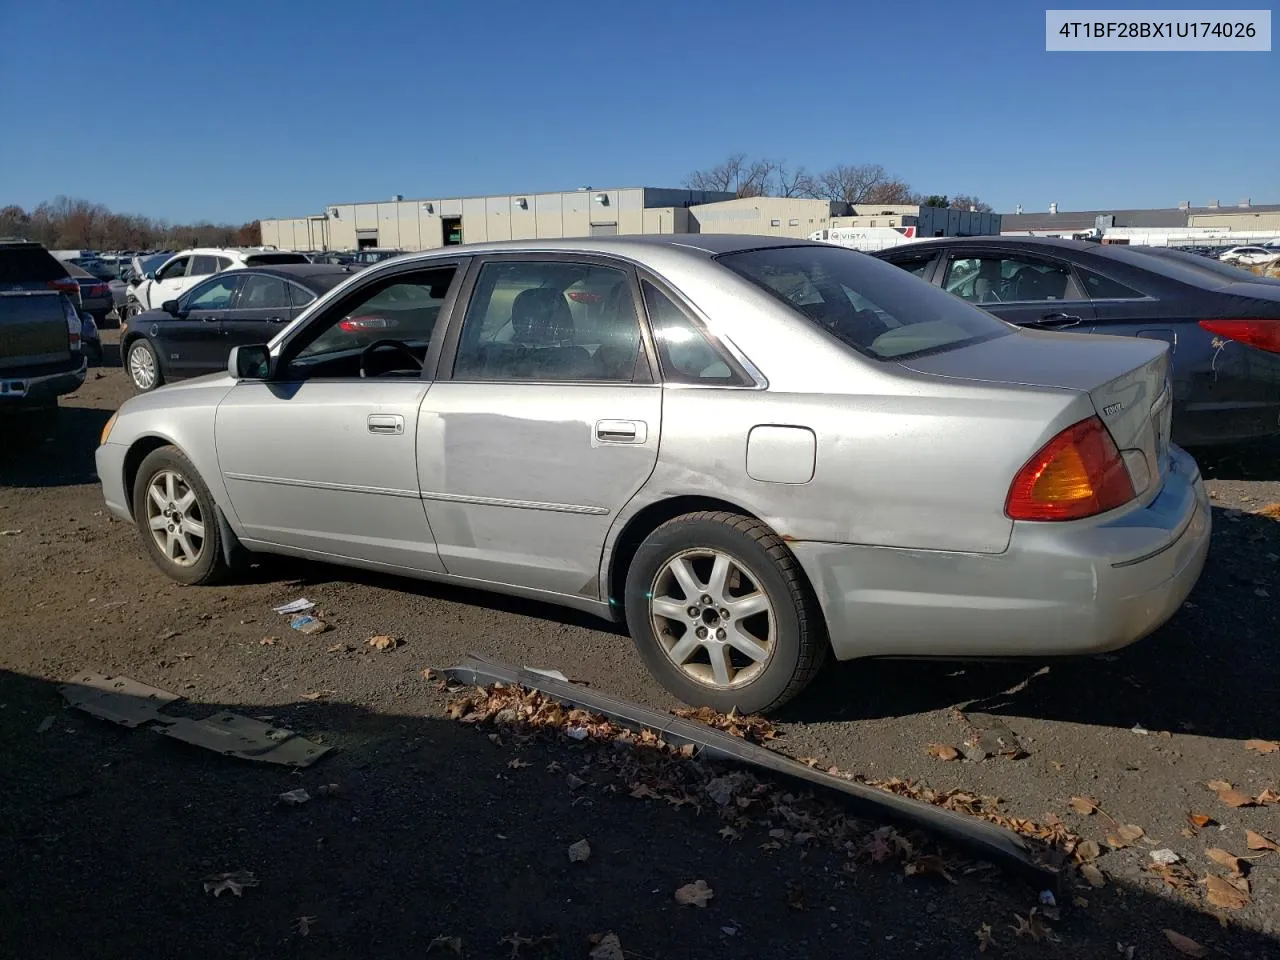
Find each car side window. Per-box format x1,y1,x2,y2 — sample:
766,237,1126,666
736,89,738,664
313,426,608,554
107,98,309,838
189,255,220,276
942,254,1073,304
284,266,456,378
1076,266,1144,300
238,274,289,310
288,282,317,308
641,280,743,385
156,256,189,281
453,260,642,382
887,254,936,279
183,275,240,311
216,257,233,271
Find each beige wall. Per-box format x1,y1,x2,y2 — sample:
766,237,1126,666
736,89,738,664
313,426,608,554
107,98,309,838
689,197,843,236
259,218,328,250
1189,211,1280,230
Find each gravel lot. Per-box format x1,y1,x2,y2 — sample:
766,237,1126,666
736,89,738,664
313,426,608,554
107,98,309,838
2,334,1278,959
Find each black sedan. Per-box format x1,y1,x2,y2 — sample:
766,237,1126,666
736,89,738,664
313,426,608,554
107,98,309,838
121,264,355,393
874,237,1280,446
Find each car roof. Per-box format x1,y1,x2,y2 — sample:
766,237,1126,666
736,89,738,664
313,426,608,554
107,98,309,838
891,235,1101,253
244,263,361,288
387,234,822,263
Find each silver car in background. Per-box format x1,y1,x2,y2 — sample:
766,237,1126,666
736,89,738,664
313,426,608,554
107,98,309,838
96,236,1211,712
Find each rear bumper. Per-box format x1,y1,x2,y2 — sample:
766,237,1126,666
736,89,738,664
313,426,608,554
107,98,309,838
0,357,87,408
793,445,1211,661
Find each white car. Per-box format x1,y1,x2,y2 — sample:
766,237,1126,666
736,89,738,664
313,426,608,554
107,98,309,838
126,247,309,319
1218,245,1280,266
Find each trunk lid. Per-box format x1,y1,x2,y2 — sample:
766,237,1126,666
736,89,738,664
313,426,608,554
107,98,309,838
899,328,1172,486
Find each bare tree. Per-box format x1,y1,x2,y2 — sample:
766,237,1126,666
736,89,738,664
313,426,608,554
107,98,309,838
2,197,262,250
862,178,916,205
684,153,773,198
813,163,910,204
766,160,816,198
948,194,993,213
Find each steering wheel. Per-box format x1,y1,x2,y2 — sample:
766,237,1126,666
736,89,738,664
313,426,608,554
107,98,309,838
359,339,423,378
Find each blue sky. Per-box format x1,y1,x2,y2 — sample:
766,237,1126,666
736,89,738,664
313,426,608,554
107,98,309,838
0,0,1275,223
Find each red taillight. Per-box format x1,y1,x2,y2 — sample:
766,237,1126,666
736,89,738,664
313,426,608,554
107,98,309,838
91,283,109,297
1005,416,1135,522
339,315,395,333
49,277,78,295
1199,318,1280,353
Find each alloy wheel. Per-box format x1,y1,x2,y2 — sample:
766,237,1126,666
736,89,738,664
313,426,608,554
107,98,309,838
648,548,776,689
128,343,157,390
144,469,205,567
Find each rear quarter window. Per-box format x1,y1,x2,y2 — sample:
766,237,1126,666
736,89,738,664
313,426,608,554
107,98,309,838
245,252,311,266
718,245,1011,361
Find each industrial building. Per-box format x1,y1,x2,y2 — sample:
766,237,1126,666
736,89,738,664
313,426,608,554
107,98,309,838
260,186,734,252
261,191,1003,251
1000,200,1280,236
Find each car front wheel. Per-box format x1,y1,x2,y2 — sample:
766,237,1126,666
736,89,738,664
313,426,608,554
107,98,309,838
624,510,828,714
126,338,163,392
131,446,228,586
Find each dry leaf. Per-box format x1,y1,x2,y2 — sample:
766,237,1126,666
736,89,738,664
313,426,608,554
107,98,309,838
1205,848,1244,874
975,923,999,953
366,634,400,651
1068,796,1098,815
1116,824,1144,843
202,870,259,897
259,636,278,646
674,880,714,907
1204,873,1250,909
1206,779,1232,792
1217,788,1257,808
1258,788,1280,805
279,788,311,806
1008,909,1057,943
1163,930,1207,957
1079,863,1106,888
1188,813,1215,830
567,839,591,863
1075,839,1101,862
1245,829,1279,852
302,691,323,700
718,826,740,842
588,933,624,960
507,758,530,769
927,743,960,761
1245,738,1279,754
292,916,316,937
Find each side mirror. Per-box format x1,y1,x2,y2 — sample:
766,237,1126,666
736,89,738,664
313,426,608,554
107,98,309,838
161,299,180,316
228,344,272,380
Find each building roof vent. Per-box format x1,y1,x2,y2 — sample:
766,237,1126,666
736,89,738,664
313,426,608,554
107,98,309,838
1239,197,1251,208
1015,204,1023,215
391,194,403,202
1208,199,1219,208
1178,200,1190,211
1049,202,1058,215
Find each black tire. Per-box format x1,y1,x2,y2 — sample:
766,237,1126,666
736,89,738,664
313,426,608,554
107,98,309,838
624,510,829,714
131,445,228,586
125,337,163,392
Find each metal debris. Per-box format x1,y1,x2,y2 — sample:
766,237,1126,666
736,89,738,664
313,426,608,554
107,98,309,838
443,654,1058,889
157,712,331,767
60,672,331,767
58,673,180,728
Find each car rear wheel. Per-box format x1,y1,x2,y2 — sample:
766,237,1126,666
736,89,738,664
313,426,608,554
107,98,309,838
124,297,143,322
126,339,162,392
624,510,828,714
131,446,228,586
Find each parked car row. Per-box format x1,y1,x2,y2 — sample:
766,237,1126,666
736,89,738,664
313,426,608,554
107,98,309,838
122,247,311,321
871,237,1280,446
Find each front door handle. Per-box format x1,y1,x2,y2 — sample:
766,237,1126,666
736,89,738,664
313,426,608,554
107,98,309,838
367,414,404,435
265,316,284,323
1037,312,1082,328
595,419,647,443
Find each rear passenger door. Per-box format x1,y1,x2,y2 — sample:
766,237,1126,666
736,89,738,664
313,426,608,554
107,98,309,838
938,249,1095,330
222,272,291,349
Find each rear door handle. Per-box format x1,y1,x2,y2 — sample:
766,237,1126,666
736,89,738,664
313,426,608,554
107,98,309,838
595,419,647,443
367,414,404,435
265,316,284,323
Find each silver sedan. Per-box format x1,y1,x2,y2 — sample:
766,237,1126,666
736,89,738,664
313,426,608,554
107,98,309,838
96,236,1212,712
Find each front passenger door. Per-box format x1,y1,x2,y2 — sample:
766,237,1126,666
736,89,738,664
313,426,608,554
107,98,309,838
940,250,1096,330
161,273,241,376
222,272,290,349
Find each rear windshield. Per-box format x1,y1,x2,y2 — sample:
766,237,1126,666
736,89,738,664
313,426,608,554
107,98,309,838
718,245,1011,360
244,252,310,266
1130,247,1278,286
0,245,68,283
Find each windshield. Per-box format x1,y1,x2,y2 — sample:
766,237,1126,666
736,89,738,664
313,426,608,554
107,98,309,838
718,244,1011,360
